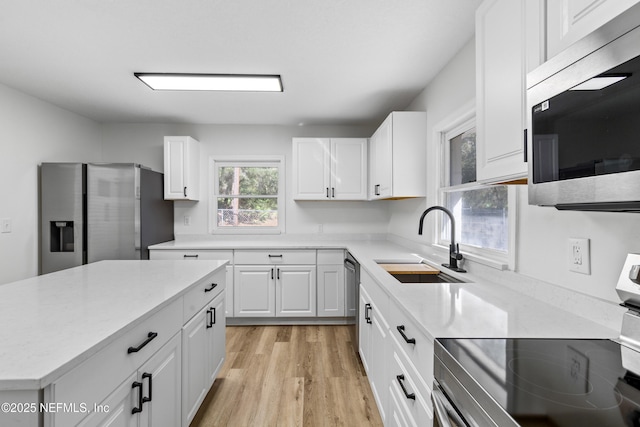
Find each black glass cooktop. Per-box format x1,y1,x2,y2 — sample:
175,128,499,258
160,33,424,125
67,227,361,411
436,338,640,427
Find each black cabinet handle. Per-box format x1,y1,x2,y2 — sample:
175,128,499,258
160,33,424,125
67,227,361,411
184,254,199,259
142,373,152,404
206,308,213,329
332,187,335,198
183,186,187,197
132,381,143,414
396,375,416,400
268,254,283,258
127,332,158,354
211,307,217,325
271,268,274,280
397,325,416,345
523,129,528,163
365,303,372,324
326,187,330,198
204,283,218,292
277,268,280,280
374,184,380,196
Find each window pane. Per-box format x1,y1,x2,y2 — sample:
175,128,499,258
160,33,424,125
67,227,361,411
444,186,508,252
449,128,476,186
217,197,278,227
218,166,279,196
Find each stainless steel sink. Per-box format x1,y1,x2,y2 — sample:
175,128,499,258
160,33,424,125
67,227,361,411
390,272,464,284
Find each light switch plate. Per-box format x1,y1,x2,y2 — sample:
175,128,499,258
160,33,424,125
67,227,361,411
1,218,11,233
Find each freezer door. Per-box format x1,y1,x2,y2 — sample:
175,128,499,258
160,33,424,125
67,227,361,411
40,163,85,274
87,163,138,262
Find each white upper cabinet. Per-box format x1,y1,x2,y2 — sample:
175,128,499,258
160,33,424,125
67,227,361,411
546,0,640,59
476,0,543,184
292,137,367,200
369,111,426,200
163,136,200,201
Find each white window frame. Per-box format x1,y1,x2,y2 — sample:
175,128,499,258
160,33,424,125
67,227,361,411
209,155,285,235
433,102,516,270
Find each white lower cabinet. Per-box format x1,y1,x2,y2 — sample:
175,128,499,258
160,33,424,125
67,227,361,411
359,273,390,424
233,250,317,318
182,291,226,426
76,332,182,427
317,250,346,317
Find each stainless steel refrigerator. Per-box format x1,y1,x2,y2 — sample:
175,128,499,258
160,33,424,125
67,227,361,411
40,163,174,274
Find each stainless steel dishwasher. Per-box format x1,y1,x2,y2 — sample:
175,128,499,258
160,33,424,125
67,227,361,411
344,252,360,354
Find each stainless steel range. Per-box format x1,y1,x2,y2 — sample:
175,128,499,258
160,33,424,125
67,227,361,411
433,254,640,426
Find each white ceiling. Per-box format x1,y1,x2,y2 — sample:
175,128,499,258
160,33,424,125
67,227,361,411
0,0,481,126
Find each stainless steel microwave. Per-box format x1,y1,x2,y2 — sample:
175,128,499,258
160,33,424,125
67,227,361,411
527,3,640,211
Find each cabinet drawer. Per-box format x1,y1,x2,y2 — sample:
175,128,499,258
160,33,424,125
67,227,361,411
317,249,345,265
234,249,315,265
150,249,233,262
48,298,182,426
389,300,434,387
183,268,225,323
389,348,433,427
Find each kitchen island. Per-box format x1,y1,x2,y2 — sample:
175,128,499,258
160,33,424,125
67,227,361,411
0,260,227,427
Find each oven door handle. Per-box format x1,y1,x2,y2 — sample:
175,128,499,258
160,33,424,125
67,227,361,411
432,385,468,427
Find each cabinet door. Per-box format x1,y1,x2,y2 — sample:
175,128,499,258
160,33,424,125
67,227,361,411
476,0,528,184
163,136,199,200
358,287,372,373
225,265,234,317
369,304,389,424
317,264,345,317
138,333,182,427
234,266,276,317
275,266,317,317
546,0,640,59
292,138,331,200
181,307,209,426
206,292,226,386
331,138,368,200
77,374,138,427
369,116,393,199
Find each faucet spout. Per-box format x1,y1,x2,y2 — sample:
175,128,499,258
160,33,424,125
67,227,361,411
418,206,466,273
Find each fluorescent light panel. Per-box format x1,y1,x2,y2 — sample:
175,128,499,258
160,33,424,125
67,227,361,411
135,73,283,92
569,75,628,90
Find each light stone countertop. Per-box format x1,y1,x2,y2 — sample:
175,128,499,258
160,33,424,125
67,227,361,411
151,237,619,341
0,260,227,391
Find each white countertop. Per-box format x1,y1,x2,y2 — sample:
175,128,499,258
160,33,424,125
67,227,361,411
152,237,619,341
0,260,226,391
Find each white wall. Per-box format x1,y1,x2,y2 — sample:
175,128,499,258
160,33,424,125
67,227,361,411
388,37,640,307
101,123,391,236
0,83,102,285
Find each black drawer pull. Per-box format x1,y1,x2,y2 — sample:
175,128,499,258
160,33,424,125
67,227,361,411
268,254,283,258
127,332,158,354
365,303,372,324
142,372,152,404
396,375,415,400
204,283,218,292
184,254,199,259
397,325,416,345
132,381,143,414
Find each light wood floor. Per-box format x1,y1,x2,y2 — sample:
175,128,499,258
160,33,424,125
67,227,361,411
191,325,383,427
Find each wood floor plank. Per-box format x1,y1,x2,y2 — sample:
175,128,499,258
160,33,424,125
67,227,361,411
191,325,383,427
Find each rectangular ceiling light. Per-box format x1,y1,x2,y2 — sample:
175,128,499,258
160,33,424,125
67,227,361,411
134,73,283,92
569,74,629,90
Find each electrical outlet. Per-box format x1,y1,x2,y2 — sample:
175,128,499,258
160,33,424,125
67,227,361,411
1,218,11,233
184,216,191,226
566,346,589,393
318,224,323,234
568,238,590,275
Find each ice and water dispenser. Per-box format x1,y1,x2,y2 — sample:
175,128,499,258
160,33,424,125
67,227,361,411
50,221,74,252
